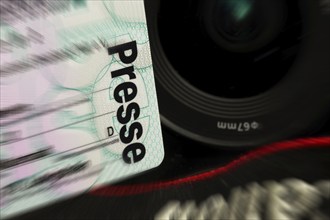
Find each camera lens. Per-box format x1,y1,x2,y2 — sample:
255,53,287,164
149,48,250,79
158,0,300,98
145,0,330,147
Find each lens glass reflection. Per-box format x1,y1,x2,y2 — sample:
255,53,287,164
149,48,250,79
158,0,303,98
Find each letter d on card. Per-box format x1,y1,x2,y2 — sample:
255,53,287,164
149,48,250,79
0,0,164,218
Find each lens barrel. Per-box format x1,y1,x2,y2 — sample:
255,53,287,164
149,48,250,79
145,0,330,148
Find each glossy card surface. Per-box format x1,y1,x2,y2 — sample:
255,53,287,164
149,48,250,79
0,1,164,218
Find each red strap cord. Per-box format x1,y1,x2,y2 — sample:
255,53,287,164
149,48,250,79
91,136,330,197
